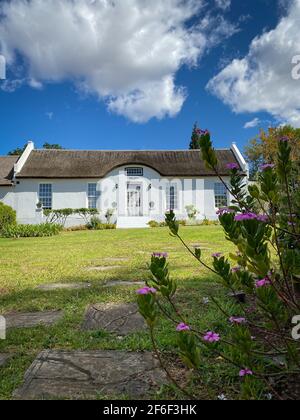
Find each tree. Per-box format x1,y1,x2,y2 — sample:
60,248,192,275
7,142,64,156
245,125,300,179
7,146,26,156
189,123,201,149
43,142,64,150
189,123,210,150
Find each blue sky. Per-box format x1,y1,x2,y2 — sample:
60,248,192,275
0,0,298,155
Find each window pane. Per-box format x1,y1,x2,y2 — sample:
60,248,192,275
88,183,97,197
167,184,178,210
39,184,52,209
126,168,143,177
88,197,97,209
214,183,228,208
88,183,97,209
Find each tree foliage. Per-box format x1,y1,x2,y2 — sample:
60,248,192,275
7,146,26,156
245,125,300,179
42,142,64,150
7,142,64,155
189,122,210,150
189,123,201,149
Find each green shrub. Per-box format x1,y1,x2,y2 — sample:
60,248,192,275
97,223,116,230
64,225,88,232
1,223,62,238
148,220,160,228
44,208,99,226
87,216,116,230
87,216,102,230
0,202,16,230
200,217,219,226
185,204,198,220
148,220,186,228
105,209,114,224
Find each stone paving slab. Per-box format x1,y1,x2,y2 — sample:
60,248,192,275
13,350,167,399
86,266,123,272
0,354,12,368
82,303,146,335
37,282,92,291
104,280,145,288
4,310,64,329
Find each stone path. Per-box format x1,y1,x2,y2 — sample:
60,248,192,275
0,354,12,368
104,280,145,288
8,277,168,399
86,266,123,272
104,257,130,262
82,303,146,335
37,283,91,291
13,350,167,400
5,310,64,329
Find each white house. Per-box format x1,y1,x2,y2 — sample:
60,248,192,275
0,141,248,228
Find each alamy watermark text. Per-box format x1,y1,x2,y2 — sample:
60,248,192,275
0,55,6,80
292,55,300,80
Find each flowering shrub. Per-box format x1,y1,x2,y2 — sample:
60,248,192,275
137,131,300,400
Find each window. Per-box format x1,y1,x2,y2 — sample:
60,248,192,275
88,183,97,209
214,183,228,208
39,184,52,209
126,167,143,177
166,184,178,211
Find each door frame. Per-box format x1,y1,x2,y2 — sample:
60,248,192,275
127,182,143,216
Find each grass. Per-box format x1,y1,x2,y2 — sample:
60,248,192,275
0,226,240,400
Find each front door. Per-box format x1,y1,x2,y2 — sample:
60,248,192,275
127,184,142,216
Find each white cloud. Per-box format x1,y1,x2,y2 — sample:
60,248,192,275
0,78,24,92
207,0,300,127
244,118,260,129
45,112,54,120
0,0,236,123
215,0,231,10
28,78,43,90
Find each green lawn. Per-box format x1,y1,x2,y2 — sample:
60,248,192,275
0,226,239,400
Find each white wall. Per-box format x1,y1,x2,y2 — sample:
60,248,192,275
0,167,232,226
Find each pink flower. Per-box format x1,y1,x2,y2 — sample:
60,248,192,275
256,214,269,223
216,207,234,216
255,278,271,288
229,317,247,325
226,163,239,170
235,213,269,223
176,323,190,332
234,212,258,222
136,287,157,295
280,136,289,142
231,266,241,273
196,128,210,137
204,331,220,343
239,369,253,377
152,252,168,259
212,252,223,259
260,164,275,171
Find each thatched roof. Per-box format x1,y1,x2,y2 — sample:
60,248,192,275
0,156,19,186
16,149,242,179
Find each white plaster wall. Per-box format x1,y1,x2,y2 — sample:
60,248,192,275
0,168,232,226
